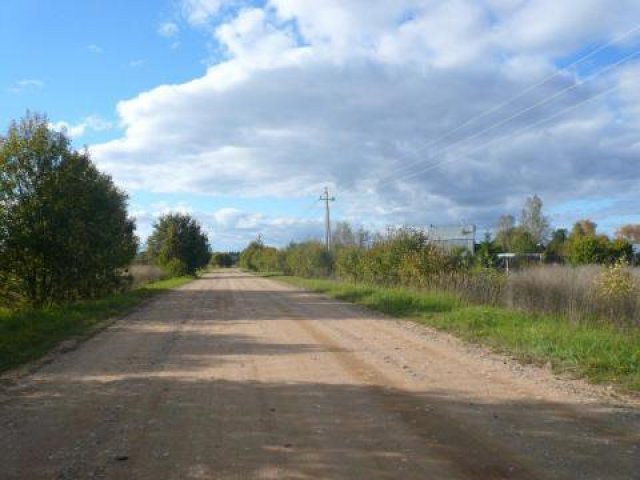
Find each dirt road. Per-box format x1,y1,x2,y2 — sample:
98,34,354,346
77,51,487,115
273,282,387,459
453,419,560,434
1,271,638,479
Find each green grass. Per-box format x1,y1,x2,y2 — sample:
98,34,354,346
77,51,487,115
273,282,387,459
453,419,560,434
276,276,640,393
0,276,193,373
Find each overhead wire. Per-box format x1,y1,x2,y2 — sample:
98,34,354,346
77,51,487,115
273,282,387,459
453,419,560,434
395,23,640,159
378,47,640,186
394,82,622,183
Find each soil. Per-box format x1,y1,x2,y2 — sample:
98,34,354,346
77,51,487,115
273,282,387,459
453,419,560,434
0,270,638,479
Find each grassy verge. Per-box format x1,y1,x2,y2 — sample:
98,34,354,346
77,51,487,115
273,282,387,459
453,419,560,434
0,276,193,373
276,276,640,393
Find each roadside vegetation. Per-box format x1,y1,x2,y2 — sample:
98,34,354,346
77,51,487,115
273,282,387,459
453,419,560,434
0,113,138,308
277,276,640,391
0,276,192,372
240,196,640,391
0,113,212,372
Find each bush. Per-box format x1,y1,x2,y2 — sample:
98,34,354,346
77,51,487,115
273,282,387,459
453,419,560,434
210,252,234,268
0,113,138,307
594,260,639,325
146,213,210,276
239,241,281,272
282,241,333,278
127,264,168,288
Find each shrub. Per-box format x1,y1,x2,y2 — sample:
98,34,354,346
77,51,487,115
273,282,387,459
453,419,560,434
282,241,333,278
146,214,210,276
0,113,138,306
593,260,639,326
128,264,168,288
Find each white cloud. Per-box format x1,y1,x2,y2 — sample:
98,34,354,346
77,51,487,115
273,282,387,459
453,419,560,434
92,1,640,245
88,44,103,54
8,79,45,93
181,0,225,25
131,203,322,250
158,22,179,38
52,115,113,139
129,59,145,68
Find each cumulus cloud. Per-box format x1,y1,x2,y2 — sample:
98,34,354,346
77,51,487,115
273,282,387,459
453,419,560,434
131,203,323,250
181,0,226,25
92,0,640,245
158,22,179,38
52,115,113,139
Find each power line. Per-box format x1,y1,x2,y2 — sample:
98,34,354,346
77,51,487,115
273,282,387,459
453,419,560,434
393,82,621,184
378,48,640,186
381,24,640,180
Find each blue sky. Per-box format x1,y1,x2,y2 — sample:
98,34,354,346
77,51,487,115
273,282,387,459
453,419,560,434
2,0,640,250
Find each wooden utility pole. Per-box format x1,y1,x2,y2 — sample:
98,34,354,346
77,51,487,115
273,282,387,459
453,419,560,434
320,187,335,251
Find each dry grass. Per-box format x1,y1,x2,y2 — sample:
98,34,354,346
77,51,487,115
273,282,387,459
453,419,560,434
127,264,168,288
507,265,640,327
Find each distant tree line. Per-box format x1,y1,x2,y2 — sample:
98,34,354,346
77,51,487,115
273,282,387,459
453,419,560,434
238,195,639,283
210,251,239,268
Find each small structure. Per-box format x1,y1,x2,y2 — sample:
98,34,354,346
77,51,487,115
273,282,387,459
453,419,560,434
426,224,476,254
497,253,543,273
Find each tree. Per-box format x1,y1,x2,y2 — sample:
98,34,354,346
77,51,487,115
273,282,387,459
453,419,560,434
210,252,234,268
566,220,608,265
519,194,550,245
510,227,538,254
147,213,210,275
571,219,597,238
475,233,499,268
495,215,516,251
545,228,568,262
616,224,640,242
0,113,138,306
239,239,280,272
567,235,609,265
333,221,357,247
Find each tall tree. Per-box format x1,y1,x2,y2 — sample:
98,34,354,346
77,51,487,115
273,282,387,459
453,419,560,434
147,213,210,275
616,224,640,242
571,219,597,237
495,215,515,251
519,194,550,245
0,113,138,306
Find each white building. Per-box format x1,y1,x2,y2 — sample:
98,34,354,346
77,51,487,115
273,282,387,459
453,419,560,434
425,224,476,254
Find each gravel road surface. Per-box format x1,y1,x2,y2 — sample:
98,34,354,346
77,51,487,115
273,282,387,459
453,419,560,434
1,270,638,479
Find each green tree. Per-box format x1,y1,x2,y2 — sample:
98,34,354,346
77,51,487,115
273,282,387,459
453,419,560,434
0,113,137,306
475,233,499,268
519,194,550,245
567,235,609,265
282,241,332,278
210,252,234,268
147,213,210,275
566,220,608,265
545,228,568,262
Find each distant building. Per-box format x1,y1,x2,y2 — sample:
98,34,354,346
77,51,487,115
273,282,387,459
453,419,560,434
425,224,476,254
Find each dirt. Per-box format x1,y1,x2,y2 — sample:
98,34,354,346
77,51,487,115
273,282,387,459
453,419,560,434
0,270,638,479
